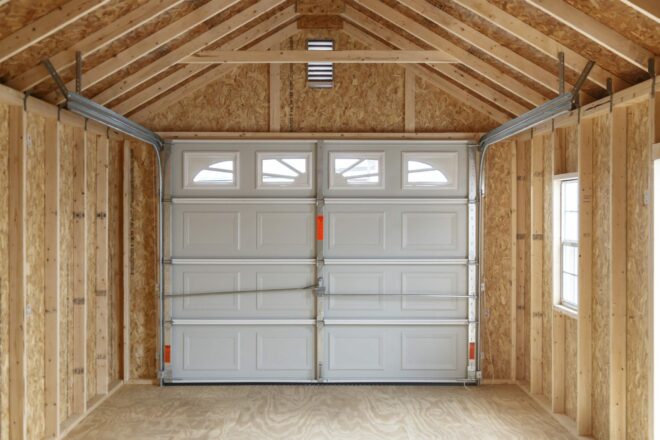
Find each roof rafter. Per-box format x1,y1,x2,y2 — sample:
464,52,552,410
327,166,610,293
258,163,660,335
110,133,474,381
342,22,510,123
400,0,592,102
113,5,298,115
619,0,660,23
522,0,656,71
45,0,245,103
450,0,629,92
353,0,546,107
343,5,530,115
0,0,111,64
89,0,288,106
130,23,300,123
8,0,186,92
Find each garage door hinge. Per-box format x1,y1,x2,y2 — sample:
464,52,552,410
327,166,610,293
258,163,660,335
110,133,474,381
314,286,326,296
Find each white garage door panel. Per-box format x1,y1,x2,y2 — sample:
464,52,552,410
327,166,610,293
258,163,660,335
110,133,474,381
172,325,315,381
323,325,468,380
324,204,467,258
323,264,468,319
172,203,315,258
172,264,315,319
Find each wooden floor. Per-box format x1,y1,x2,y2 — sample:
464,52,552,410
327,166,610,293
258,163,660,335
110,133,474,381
65,384,575,439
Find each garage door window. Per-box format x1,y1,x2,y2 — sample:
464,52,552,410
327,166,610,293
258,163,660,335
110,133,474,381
329,152,384,189
403,152,458,189
184,152,238,189
257,153,312,188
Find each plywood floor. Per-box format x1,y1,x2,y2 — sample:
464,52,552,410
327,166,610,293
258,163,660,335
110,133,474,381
65,384,574,440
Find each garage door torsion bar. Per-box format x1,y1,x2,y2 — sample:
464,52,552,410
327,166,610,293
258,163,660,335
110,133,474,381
44,59,167,386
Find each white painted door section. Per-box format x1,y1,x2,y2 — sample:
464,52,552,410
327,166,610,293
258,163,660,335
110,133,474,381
165,140,477,383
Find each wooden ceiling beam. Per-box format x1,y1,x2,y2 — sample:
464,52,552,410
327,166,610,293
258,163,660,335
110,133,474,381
44,0,244,103
522,0,656,71
342,22,510,123
400,0,589,101
181,50,459,63
0,0,111,64
130,23,300,122
619,0,660,24
343,6,530,115
8,0,186,92
451,0,629,92
113,7,297,115
90,0,289,106
353,0,546,106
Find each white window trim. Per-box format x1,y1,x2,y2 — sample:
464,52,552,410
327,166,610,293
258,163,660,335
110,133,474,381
328,151,385,190
256,151,313,189
401,152,459,190
553,172,579,311
183,151,240,190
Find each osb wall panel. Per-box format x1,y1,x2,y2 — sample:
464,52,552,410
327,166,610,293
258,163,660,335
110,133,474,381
86,133,98,401
564,317,578,421
0,102,9,440
108,140,124,383
541,134,552,400
555,126,578,174
625,101,650,440
482,141,514,380
591,113,611,440
129,143,158,380
25,111,46,439
415,75,499,132
59,123,76,421
143,64,270,132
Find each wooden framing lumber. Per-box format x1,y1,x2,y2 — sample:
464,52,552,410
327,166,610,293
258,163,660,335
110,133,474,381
130,23,300,122
529,134,544,395
551,311,566,413
45,0,244,103
400,0,589,100
449,0,628,92
353,0,546,106
522,0,656,71
341,22,510,123
515,139,528,380
577,118,593,436
8,106,27,440
0,0,110,64
92,0,289,106
122,142,132,381
269,65,281,132
181,50,459,64
7,0,185,92
620,0,660,23
95,135,109,396
510,142,518,381
404,68,415,132
71,126,87,416
157,131,484,141
610,107,627,439
43,118,60,439
113,6,296,115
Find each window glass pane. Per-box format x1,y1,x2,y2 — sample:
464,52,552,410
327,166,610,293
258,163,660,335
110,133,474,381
562,245,578,276
330,152,384,188
185,152,238,188
403,152,458,189
258,153,312,188
563,180,579,211
563,211,579,242
193,169,233,183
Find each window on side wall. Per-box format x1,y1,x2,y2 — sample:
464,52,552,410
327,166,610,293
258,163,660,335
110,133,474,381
553,174,579,311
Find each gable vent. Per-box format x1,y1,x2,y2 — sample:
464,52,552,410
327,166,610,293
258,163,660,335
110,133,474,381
307,39,334,89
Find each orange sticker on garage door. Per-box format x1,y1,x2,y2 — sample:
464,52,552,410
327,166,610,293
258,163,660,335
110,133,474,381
316,215,324,241
164,345,171,364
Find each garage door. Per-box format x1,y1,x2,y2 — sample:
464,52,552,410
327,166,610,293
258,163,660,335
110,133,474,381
163,140,478,383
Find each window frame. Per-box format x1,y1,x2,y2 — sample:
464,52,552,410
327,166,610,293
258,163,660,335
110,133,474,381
183,151,239,190
553,172,579,314
328,151,385,190
401,152,459,190
256,151,313,189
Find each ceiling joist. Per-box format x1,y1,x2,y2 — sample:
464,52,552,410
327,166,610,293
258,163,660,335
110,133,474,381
619,0,660,24
181,50,459,63
113,8,299,115
0,0,111,64
8,0,187,92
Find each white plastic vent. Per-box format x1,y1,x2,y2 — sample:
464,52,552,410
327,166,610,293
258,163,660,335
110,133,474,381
307,39,334,89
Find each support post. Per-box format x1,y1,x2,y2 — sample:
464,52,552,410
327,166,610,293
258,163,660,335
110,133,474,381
269,64,280,132
577,118,593,435
510,142,518,381
516,140,528,380
122,141,132,381
95,135,109,395
405,68,415,132
8,105,27,440
43,117,60,438
610,107,627,439
529,134,544,394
